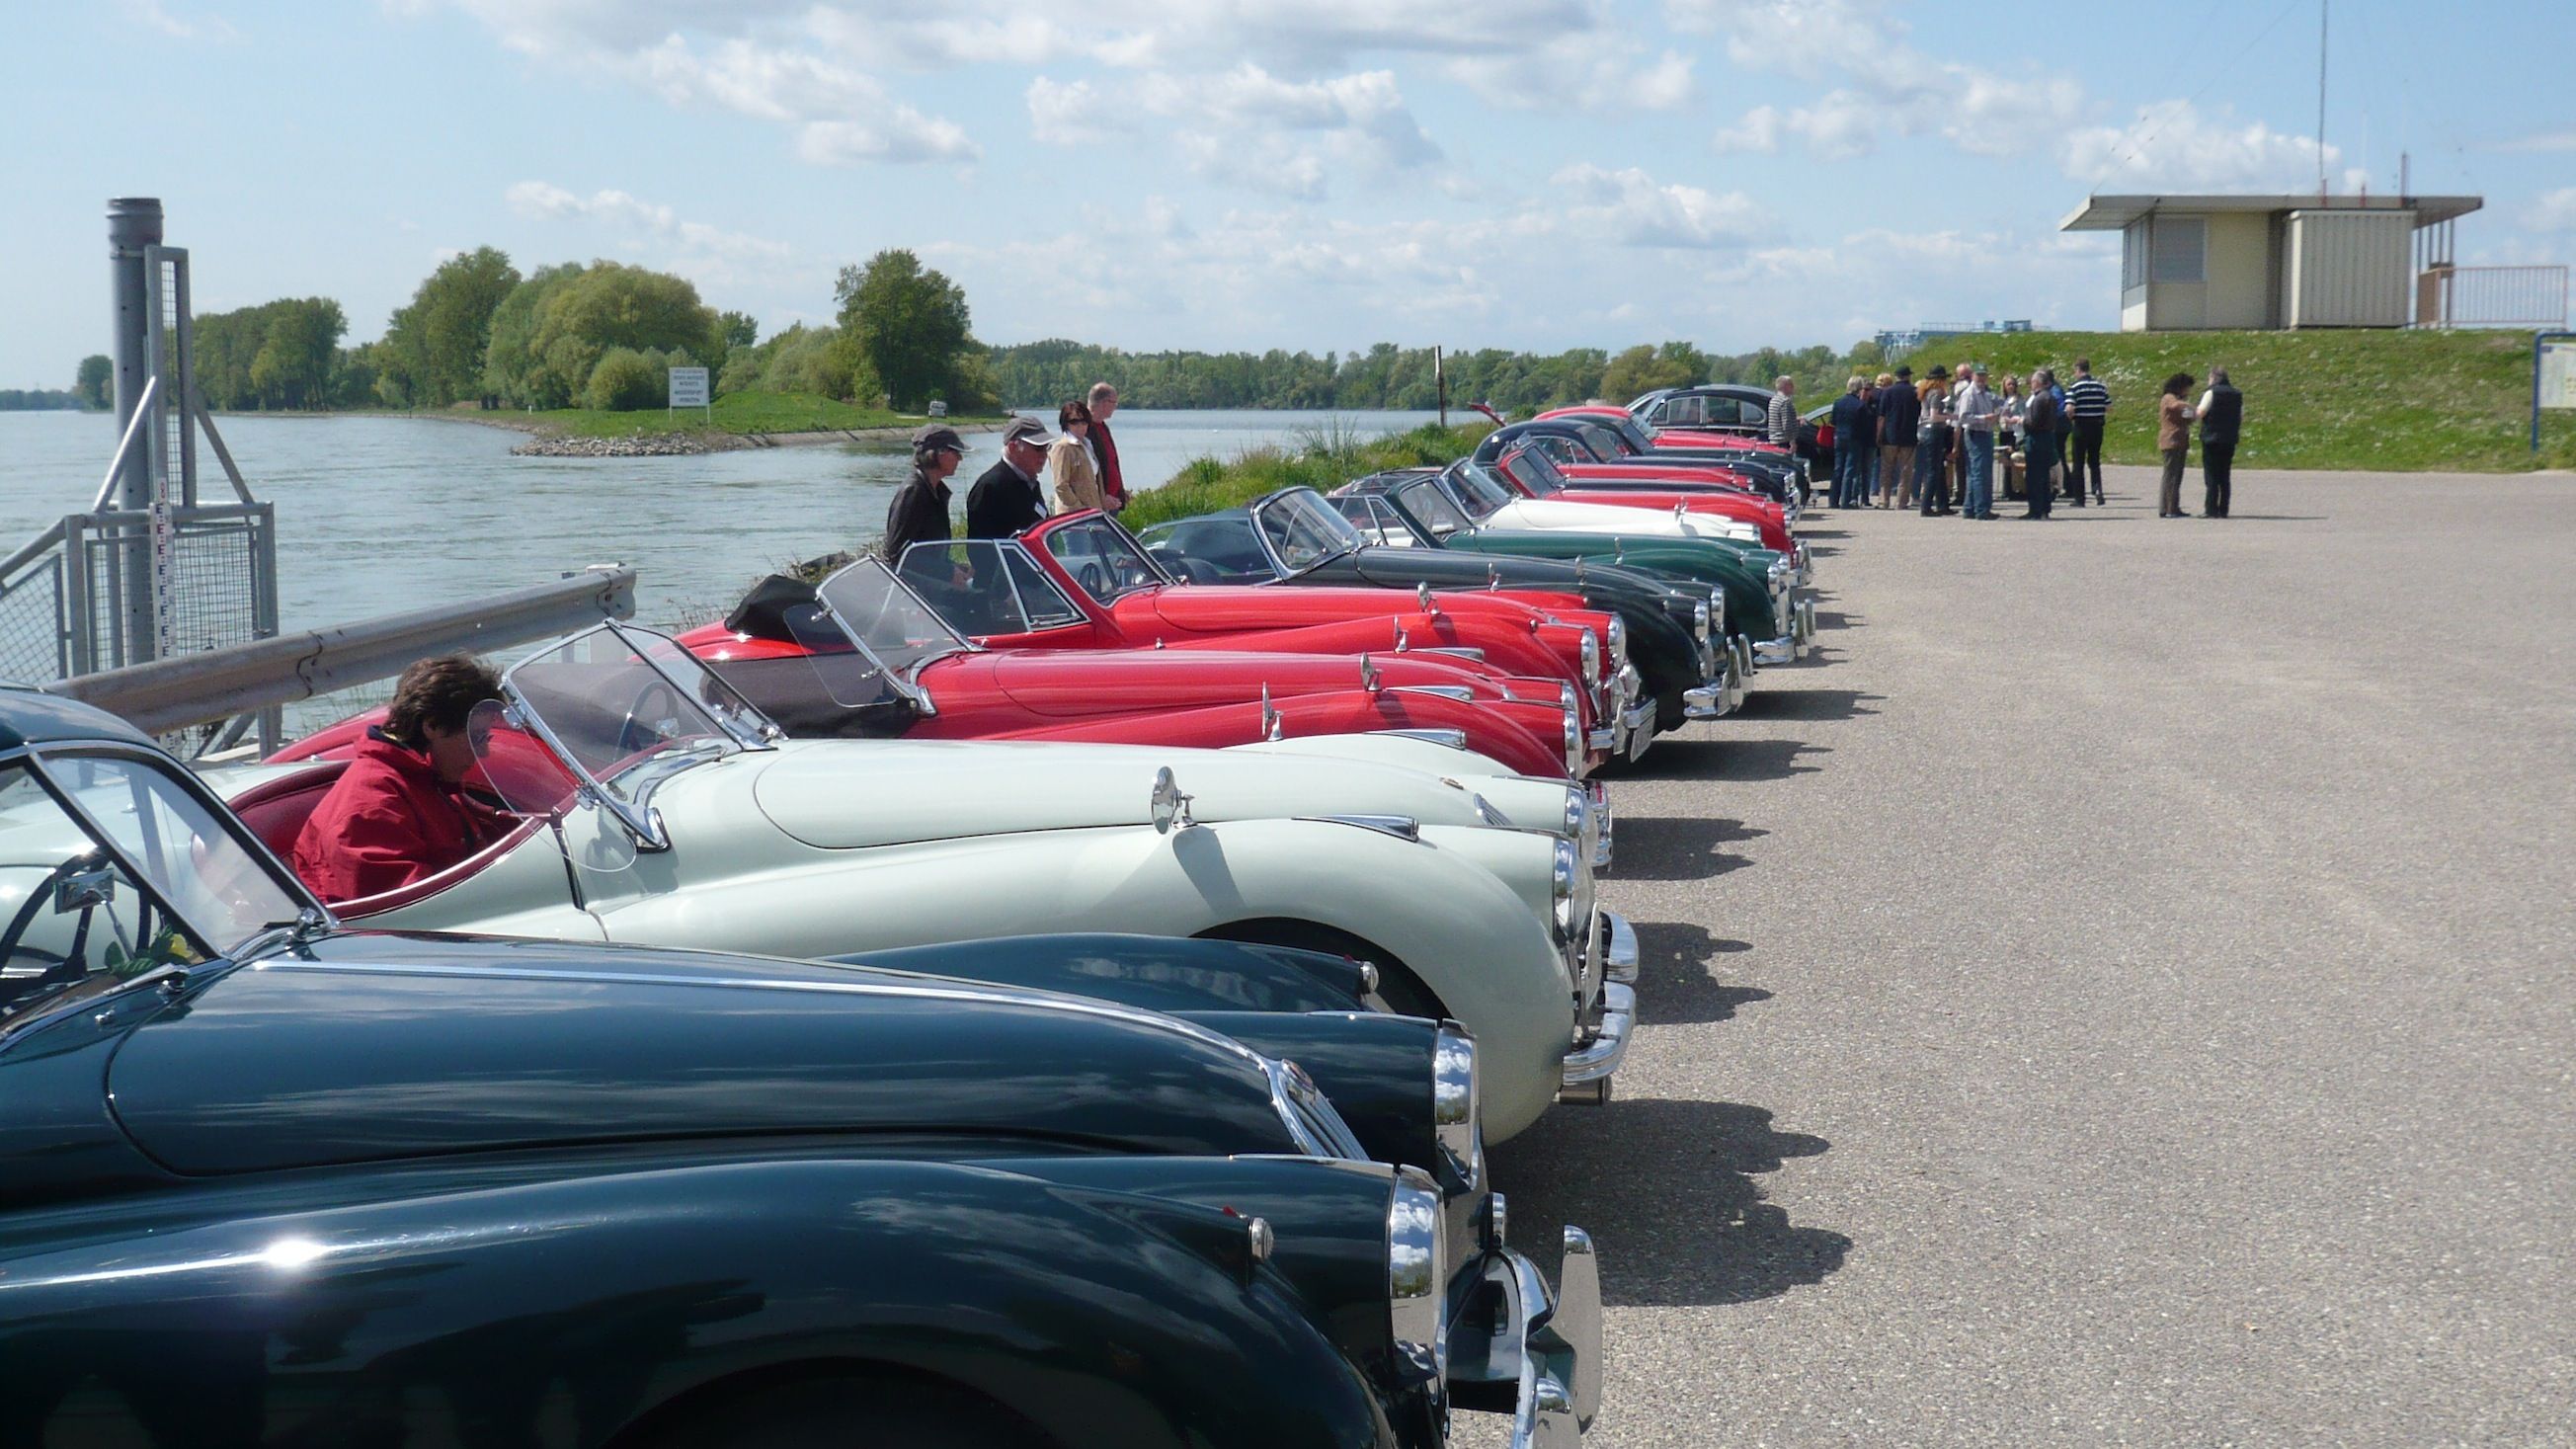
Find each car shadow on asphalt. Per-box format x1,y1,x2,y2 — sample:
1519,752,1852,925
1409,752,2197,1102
1489,1096,1849,1308
1641,737,1827,781
1812,610,1862,631
1628,920,1769,1026
1731,688,1879,723
1608,818,1763,882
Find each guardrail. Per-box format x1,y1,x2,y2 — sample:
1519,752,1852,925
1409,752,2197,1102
50,565,636,738
2414,265,2570,329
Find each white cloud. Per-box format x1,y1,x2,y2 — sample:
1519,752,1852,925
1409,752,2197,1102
1024,63,1440,198
2526,189,2576,234
2060,101,2338,191
1443,33,1697,114
2495,129,2576,154
1547,165,1765,250
505,181,799,290
636,36,978,164
127,0,237,41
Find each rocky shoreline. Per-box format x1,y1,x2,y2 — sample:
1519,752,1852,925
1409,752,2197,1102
510,431,743,457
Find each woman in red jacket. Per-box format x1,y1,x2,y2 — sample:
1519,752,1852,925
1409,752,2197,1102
291,655,506,904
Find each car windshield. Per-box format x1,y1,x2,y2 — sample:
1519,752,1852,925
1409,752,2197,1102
895,539,1087,639
816,556,978,685
500,624,774,831
1390,478,1472,539
1598,414,1656,452
1039,515,1170,604
1576,422,1631,458
1440,460,1514,521
0,752,309,1025
1505,447,1574,496
1250,490,1365,575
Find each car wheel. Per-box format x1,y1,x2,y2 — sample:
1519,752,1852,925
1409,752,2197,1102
629,1372,1041,1449
1198,919,1444,1019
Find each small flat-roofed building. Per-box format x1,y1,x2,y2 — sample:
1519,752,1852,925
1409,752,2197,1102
2060,194,2482,331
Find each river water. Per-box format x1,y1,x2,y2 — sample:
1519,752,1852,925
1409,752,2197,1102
0,409,1437,637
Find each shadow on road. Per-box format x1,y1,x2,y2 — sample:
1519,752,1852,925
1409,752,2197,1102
1490,1097,1848,1308
1812,609,1863,631
1733,688,1879,723
1627,921,1769,1027
1644,737,1827,781
1610,818,1763,883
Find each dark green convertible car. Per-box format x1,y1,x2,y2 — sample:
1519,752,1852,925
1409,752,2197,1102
0,688,1596,1447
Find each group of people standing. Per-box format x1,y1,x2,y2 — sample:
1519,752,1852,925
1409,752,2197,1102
882,381,1130,564
1799,358,2241,521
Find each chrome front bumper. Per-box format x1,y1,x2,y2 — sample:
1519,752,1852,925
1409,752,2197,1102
1682,684,1728,720
1793,541,1813,585
1449,1227,1603,1446
1556,981,1635,1103
1587,783,1613,869
1753,633,1798,666
1598,911,1638,984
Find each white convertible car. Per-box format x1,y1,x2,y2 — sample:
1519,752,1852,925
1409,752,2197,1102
219,623,1638,1137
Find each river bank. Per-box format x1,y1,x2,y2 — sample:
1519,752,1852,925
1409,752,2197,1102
228,390,1006,457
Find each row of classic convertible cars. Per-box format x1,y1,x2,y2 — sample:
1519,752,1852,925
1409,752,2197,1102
0,396,1818,1447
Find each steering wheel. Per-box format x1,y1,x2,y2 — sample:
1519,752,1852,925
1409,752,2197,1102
1077,561,1112,598
0,853,148,995
616,679,688,758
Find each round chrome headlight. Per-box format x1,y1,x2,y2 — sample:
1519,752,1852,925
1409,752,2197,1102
1604,614,1627,662
1561,783,1586,841
1577,629,1600,686
1432,1024,1481,1192
1389,1165,1447,1385
1551,837,1577,941
1691,599,1712,642
1558,684,1581,774
1710,587,1727,633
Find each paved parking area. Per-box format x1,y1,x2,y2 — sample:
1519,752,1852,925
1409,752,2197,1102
1474,467,2575,1446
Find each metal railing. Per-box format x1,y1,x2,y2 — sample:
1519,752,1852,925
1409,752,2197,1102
51,566,637,740
2414,266,2570,329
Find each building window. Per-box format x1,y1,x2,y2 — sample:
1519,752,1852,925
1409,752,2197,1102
2151,216,2207,283
2122,218,2149,292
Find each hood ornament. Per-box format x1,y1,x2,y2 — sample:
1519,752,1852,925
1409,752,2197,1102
1150,766,1196,834
1260,683,1283,741
1417,582,1438,614
1487,562,1502,590
1360,653,1383,693
1394,622,1410,652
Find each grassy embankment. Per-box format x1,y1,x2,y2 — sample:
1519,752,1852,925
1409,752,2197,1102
1121,422,1495,529
1892,329,2576,472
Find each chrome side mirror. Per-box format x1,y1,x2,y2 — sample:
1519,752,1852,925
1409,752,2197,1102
1150,766,1196,835
55,862,117,914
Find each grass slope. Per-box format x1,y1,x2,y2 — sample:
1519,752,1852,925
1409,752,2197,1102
524,389,967,440
1907,329,2576,472
1121,421,1495,528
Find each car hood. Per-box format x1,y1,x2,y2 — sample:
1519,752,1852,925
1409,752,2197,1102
1490,499,1748,539
742,737,1500,848
930,648,1493,719
108,932,1295,1174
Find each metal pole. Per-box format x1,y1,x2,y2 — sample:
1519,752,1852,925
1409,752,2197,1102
2318,5,2333,196
107,199,162,669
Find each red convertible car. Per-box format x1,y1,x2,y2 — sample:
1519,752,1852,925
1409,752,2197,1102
895,511,1626,723
673,557,1594,778
1486,446,1800,557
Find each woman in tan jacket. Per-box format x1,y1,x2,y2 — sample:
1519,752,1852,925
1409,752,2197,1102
1047,400,1106,514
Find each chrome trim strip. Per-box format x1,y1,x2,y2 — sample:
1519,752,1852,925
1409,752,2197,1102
1364,728,1471,750
1294,813,1424,843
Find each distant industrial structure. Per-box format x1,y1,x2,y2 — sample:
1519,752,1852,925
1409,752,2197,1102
1873,320,2033,359
2059,193,2567,332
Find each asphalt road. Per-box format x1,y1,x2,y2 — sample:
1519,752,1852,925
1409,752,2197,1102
1470,466,2574,1447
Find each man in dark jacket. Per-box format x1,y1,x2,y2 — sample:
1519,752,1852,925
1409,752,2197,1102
1827,376,1872,510
291,655,507,904
966,416,1053,538
1877,363,1919,509
883,423,965,563
2197,367,2242,518
1087,382,1126,512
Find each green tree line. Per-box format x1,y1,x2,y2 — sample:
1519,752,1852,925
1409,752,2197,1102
985,338,1893,414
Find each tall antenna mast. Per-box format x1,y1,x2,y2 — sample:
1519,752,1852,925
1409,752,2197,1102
2316,0,2330,200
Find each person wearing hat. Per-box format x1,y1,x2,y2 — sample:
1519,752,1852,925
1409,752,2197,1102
1955,364,2002,521
967,416,1055,539
1878,362,1919,510
883,423,966,567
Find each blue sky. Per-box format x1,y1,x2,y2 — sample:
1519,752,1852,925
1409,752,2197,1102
6,0,2573,387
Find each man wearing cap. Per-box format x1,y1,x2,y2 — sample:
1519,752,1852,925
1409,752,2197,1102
967,417,1054,539
883,423,965,566
1955,364,2002,521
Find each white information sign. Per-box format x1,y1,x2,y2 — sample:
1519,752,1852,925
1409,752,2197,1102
2540,341,2576,411
667,365,711,411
